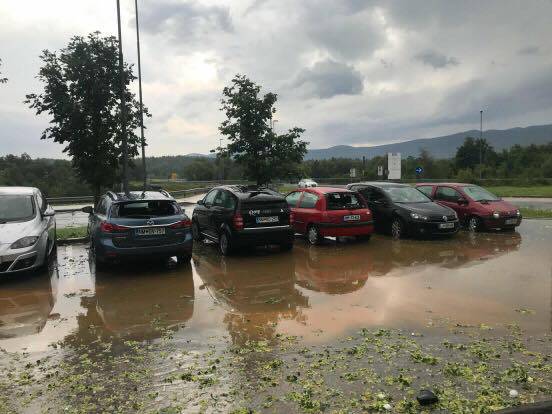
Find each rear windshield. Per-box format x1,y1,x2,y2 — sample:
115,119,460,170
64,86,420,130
0,195,35,223
326,192,365,210
111,200,181,218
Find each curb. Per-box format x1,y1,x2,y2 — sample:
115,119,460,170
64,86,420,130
494,400,552,413
57,237,89,245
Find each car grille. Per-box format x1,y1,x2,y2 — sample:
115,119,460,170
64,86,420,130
0,256,36,273
0,261,14,272
429,215,457,222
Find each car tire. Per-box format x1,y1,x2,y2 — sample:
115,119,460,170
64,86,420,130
467,216,481,232
391,217,405,239
307,225,320,245
219,232,233,256
280,241,294,251
192,220,202,241
357,234,371,242
177,253,191,264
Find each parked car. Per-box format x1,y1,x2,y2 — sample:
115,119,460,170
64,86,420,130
285,187,374,244
347,182,459,239
83,190,192,266
0,187,56,274
192,185,294,255
415,183,522,231
298,178,318,188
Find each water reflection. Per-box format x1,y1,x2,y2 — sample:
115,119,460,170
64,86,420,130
193,251,308,345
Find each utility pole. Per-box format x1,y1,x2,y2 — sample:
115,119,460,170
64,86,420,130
134,0,147,191
219,138,224,181
479,110,483,179
116,0,129,194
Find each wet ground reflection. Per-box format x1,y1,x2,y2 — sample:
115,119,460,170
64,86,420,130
0,221,550,354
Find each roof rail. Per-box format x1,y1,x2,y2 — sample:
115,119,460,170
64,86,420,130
106,191,118,200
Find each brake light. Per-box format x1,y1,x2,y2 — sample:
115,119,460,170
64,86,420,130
233,213,244,230
169,219,192,229
289,212,295,225
100,222,129,233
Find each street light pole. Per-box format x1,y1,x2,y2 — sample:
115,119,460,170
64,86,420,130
480,110,483,179
116,0,129,194
134,0,147,191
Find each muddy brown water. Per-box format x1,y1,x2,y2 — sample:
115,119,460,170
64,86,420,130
1,220,550,353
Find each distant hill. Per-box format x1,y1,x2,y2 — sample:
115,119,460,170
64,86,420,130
305,124,552,160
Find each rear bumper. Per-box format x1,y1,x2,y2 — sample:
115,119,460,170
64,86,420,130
96,232,193,259
318,221,375,237
232,225,294,246
482,216,522,229
408,220,460,237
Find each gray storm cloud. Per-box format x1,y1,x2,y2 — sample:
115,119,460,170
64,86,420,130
293,60,364,99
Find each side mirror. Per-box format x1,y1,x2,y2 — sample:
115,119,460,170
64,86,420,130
82,206,94,214
43,207,55,217
457,198,468,205
197,199,204,205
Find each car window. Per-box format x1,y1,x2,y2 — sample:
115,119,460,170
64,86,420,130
37,191,46,212
0,195,35,223
417,186,434,198
112,200,181,218
359,187,384,202
214,190,236,209
435,187,461,202
298,192,318,208
96,198,107,215
203,190,219,206
462,186,500,202
326,192,364,210
383,187,431,203
285,191,302,207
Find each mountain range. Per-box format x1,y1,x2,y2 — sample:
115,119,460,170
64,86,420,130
303,124,552,160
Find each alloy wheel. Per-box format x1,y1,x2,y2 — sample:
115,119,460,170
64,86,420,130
192,221,201,241
391,219,402,239
307,226,319,245
219,233,229,255
468,217,480,232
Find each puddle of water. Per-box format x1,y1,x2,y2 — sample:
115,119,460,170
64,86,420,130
0,221,550,354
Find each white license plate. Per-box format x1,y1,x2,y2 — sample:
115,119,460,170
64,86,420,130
256,216,279,224
135,227,165,236
343,215,361,221
505,218,517,225
439,222,455,229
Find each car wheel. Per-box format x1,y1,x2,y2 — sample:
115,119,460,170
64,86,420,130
391,218,404,239
219,232,233,256
192,220,202,241
280,241,294,251
467,216,481,232
177,253,191,264
307,225,320,245
357,234,371,242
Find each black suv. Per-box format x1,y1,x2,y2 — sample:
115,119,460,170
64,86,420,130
192,186,294,255
347,182,459,239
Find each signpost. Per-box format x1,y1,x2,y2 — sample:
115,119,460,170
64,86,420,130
387,153,401,180
350,168,357,178
415,166,423,175
377,165,383,177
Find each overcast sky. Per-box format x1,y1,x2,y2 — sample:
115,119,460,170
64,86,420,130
1,0,551,158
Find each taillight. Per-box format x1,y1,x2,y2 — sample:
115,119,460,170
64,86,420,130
289,212,295,225
100,222,129,233
233,213,244,230
169,219,192,229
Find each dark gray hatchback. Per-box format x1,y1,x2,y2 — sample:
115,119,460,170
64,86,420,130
83,190,193,266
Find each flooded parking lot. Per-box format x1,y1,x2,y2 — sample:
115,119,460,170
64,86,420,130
1,221,551,412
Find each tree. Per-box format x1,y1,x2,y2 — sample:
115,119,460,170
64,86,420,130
0,58,7,84
219,74,308,185
455,137,496,170
25,32,149,203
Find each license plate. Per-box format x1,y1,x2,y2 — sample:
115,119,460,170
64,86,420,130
343,215,361,221
135,227,165,236
505,218,517,225
439,222,455,229
256,216,279,224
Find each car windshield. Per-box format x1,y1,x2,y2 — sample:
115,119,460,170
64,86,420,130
383,187,431,203
111,200,181,218
0,195,35,223
463,186,500,202
326,192,365,210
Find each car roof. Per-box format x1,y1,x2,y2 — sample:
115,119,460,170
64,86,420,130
349,181,410,189
300,186,354,195
0,186,38,196
216,185,283,200
106,190,175,202
416,182,473,188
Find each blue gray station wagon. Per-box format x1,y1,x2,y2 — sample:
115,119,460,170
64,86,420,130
83,190,192,266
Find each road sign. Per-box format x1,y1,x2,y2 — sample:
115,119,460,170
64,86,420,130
415,167,423,174
350,168,356,178
377,166,383,176
387,153,401,180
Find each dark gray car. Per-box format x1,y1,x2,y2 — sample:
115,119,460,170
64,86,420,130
83,190,192,267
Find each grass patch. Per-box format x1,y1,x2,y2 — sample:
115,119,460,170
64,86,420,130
57,226,88,240
520,207,552,219
487,186,552,198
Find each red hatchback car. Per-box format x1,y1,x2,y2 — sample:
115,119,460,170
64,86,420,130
285,187,374,244
415,183,522,231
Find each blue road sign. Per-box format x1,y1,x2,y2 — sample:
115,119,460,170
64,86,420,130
415,167,423,174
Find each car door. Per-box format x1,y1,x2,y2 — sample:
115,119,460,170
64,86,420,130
285,191,303,232
294,191,319,234
198,190,219,237
211,190,236,237
359,187,390,230
90,197,108,242
435,186,466,220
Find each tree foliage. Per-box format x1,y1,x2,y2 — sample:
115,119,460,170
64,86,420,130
455,137,497,170
25,32,149,202
219,74,308,185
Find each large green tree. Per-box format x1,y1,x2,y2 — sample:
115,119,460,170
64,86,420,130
455,137,496,170
25,32,149,203
0,58,7,84
219,74,308,185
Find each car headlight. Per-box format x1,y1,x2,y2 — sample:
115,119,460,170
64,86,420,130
516,209,520,216
492,211,500,219
453,211,458,219
11,236,39,249
410,212,428,221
